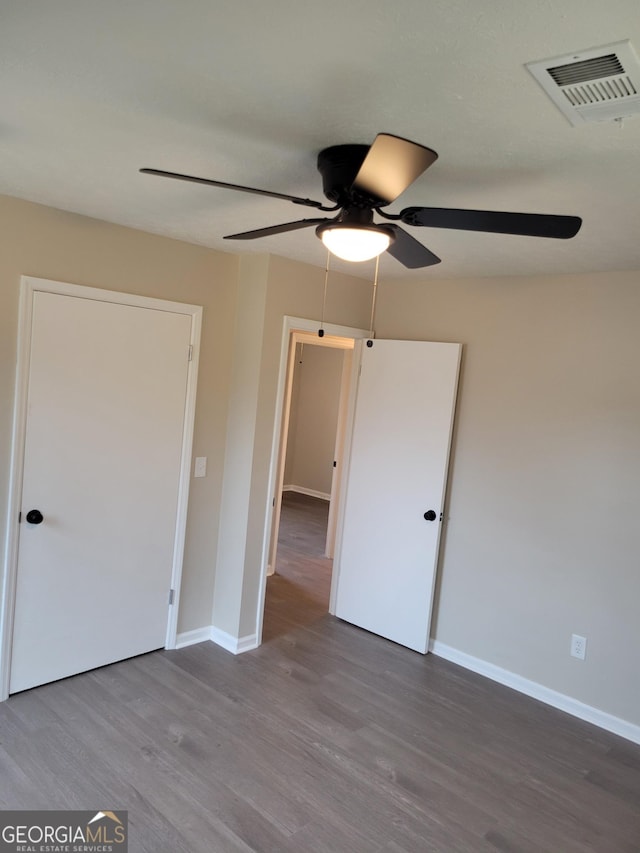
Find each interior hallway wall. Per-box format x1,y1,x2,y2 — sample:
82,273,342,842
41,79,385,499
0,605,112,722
284,343,345,497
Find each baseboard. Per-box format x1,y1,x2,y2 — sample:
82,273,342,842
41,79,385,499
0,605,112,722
175,626,213,649
283,484,330,501
429,640,640,746
210,626,259,655
176,626,259,655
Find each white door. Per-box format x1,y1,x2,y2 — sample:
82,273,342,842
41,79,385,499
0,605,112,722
333,339,461,653
10,290,193,693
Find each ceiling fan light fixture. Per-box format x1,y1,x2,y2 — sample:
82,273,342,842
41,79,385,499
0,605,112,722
144,131,581,269
316,223,395,262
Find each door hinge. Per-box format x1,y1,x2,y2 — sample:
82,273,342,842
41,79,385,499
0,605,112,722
18,511,22,523
333,460,337,468
188,345,193,362
168,589,175,605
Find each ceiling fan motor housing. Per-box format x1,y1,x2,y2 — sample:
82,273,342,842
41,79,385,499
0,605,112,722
317,144,370,204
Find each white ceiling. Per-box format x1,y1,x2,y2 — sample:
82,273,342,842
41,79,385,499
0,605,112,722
2,0,640,280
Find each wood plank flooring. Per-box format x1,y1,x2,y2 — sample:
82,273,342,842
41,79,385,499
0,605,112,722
1,492,639,852
263,491,332,642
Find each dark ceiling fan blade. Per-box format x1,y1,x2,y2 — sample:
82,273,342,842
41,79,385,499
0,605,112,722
140,168,334,210
386,225,441,268
224,218,331,240
351,134,438,206
399,206,582,239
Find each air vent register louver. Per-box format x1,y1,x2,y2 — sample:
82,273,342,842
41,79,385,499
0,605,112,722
526,40,640,125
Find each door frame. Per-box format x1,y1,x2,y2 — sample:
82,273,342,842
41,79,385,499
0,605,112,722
267,331,354,575
0,276,202,700
254,316,369,646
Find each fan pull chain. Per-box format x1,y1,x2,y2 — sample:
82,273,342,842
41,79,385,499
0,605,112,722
318,248,331,338
367,254,380,344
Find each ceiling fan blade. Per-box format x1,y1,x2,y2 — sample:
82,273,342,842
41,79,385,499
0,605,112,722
386,225,441,268
140,168,331,210
351,134,438,206
224,218,331,240
400,206,582,239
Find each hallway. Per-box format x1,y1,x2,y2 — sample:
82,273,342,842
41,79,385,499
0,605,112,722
263,491,332,642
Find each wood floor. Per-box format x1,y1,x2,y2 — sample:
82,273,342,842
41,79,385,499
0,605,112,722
1,491,639,852
263,491,332,642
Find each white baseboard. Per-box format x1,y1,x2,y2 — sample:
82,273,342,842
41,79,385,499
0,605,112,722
176,625,259,655
236,633,260,653
429,640,640,746
283,484,330,501
175,627,213,649
210,626,259,655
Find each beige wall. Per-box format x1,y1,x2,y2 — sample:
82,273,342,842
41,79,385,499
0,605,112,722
376,270,640,726
0,194,239,634
212,255,269,638
284,343,344,496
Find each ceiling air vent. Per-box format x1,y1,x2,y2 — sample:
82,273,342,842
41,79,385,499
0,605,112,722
526,40,640,126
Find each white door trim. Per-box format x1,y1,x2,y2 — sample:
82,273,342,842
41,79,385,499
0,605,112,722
0,276,202,700
254,316,369,647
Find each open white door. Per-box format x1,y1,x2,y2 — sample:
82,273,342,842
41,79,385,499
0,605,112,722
333,339,461,653
7,285,198,694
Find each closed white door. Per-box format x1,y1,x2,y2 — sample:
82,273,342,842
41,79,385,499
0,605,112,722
10,290,193,693
334,339,461,653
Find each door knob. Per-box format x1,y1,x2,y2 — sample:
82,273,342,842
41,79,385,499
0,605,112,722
26,509,44,525
423,510,437,521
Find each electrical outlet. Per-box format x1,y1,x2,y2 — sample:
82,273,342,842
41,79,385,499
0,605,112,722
570,634,587,660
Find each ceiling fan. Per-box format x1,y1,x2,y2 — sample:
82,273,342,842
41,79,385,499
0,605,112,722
140,133,582,269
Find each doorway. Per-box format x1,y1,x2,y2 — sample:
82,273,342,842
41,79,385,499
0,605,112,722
263,331,354,640
263,337,462,653
255,317,461,655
